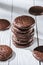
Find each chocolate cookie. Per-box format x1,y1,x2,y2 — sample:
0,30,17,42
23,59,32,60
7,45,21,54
0,45,12,61
13,15,35,29
12,32,34,42
12,38,33,48
33,46,43,61
0,19,11,30
29,6,43,15
12,34,34,45
13,29,34,41
11,24,34,34
12,29,34,39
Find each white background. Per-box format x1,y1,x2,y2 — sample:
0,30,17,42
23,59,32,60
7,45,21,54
0,0,43,65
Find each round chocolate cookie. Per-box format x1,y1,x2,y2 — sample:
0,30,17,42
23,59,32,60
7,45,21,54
0,45,12,61
12,33,34,43
12,38,33,48
33,46,43,61
12,34,34,45
11,24,34,34
13,15,35,29
29,6,43,16
0,19,11,30
12,29,34,41
12,29,34,39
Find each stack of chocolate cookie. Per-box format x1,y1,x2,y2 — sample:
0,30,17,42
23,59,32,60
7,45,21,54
12,15,35,48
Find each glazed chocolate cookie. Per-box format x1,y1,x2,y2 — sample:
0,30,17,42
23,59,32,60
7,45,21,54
12,34,34,45
11,24,34,34
0,19,11,30
12,33,34,43
12,29,34,39
12,38,33,48
0,45,12,61
33,46,43,61
13,29,34,41
13,22,34,31
29,6,43,15
13,15,35,29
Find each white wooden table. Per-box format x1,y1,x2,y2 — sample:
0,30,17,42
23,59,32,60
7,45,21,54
0,0,43,65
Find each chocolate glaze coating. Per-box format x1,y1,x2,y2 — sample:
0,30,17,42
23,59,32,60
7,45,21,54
0,45,12,61
12,28,34,39
29,6,43,16
12,34,34,45
12,33,34,42
0,19,11,30
33,46,43,61
13,23,34,31
13,15,35,29
12,39,33,48
11,24,34,34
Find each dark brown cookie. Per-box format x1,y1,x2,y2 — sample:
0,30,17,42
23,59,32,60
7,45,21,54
0,45,12,61
12,32,34,40
13,23,34,31
0,19,11,30
13,15,35,29
12,33,34,43
12,34,34,45
33,46,43,61
29,6,43,16
12,39,33,48
12,29,34,39
11,24,34,34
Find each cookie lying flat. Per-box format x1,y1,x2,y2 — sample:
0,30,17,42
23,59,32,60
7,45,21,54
12,38,33,48
12,29,34,39
29,6,43,15
0,45,12,61
12,34,34,45
33,46,43,61
11,24,34,34
13,15,35,29
0,19,11,30
12,32,34,42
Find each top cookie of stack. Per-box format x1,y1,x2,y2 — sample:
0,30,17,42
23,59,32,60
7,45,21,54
12,15,35,48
